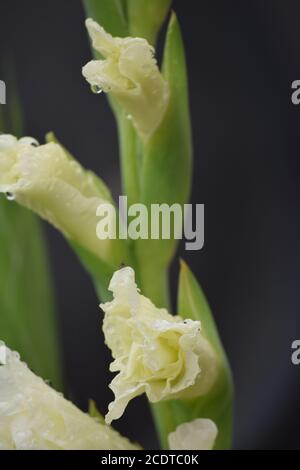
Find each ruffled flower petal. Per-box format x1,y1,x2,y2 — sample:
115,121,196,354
0,134,124,267
101,267,219,424
82,19,170,140
0,343,138,450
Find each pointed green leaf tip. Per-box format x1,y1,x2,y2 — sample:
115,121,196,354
177,260,234,450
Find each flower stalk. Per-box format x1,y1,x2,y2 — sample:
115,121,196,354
0,0,234,450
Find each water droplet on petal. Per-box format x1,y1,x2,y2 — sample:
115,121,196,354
91,85,103,95
5,192,15,201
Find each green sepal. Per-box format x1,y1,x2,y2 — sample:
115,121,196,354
83,0,128,37
151,261,233,450
127,0,172,45
136,13,192,295
176,261,233,450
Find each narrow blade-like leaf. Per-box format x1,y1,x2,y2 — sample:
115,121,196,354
0,63,62,389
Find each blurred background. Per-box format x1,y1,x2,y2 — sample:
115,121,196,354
0,0,300,449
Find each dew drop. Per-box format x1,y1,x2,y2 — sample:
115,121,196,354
91,84,103,95
5,192,15,201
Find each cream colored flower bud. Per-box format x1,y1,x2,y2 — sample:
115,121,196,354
168,418,218,450
82,19,170,140
0,343,138,450
101,267,219,424
0,134,124,267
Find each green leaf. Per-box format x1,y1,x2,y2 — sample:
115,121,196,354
0,64,62,390
136,13,192,300
151,261,233,450
178,261,231,361
83,0,128,37
127,0,172,45
177,261,233,449
0,199,62,390
115,111,141,208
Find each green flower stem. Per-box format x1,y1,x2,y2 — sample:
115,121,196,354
116,112,141,208
151,401,176,450
137,262,171,311
82,2,233,449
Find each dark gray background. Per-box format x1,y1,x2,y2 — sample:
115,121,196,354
1,0,300,449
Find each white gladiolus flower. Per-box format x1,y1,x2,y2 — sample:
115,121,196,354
168,418,218,450
82,19,170,140
0,134,125,267
101,267,219,424
0,343,138,450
